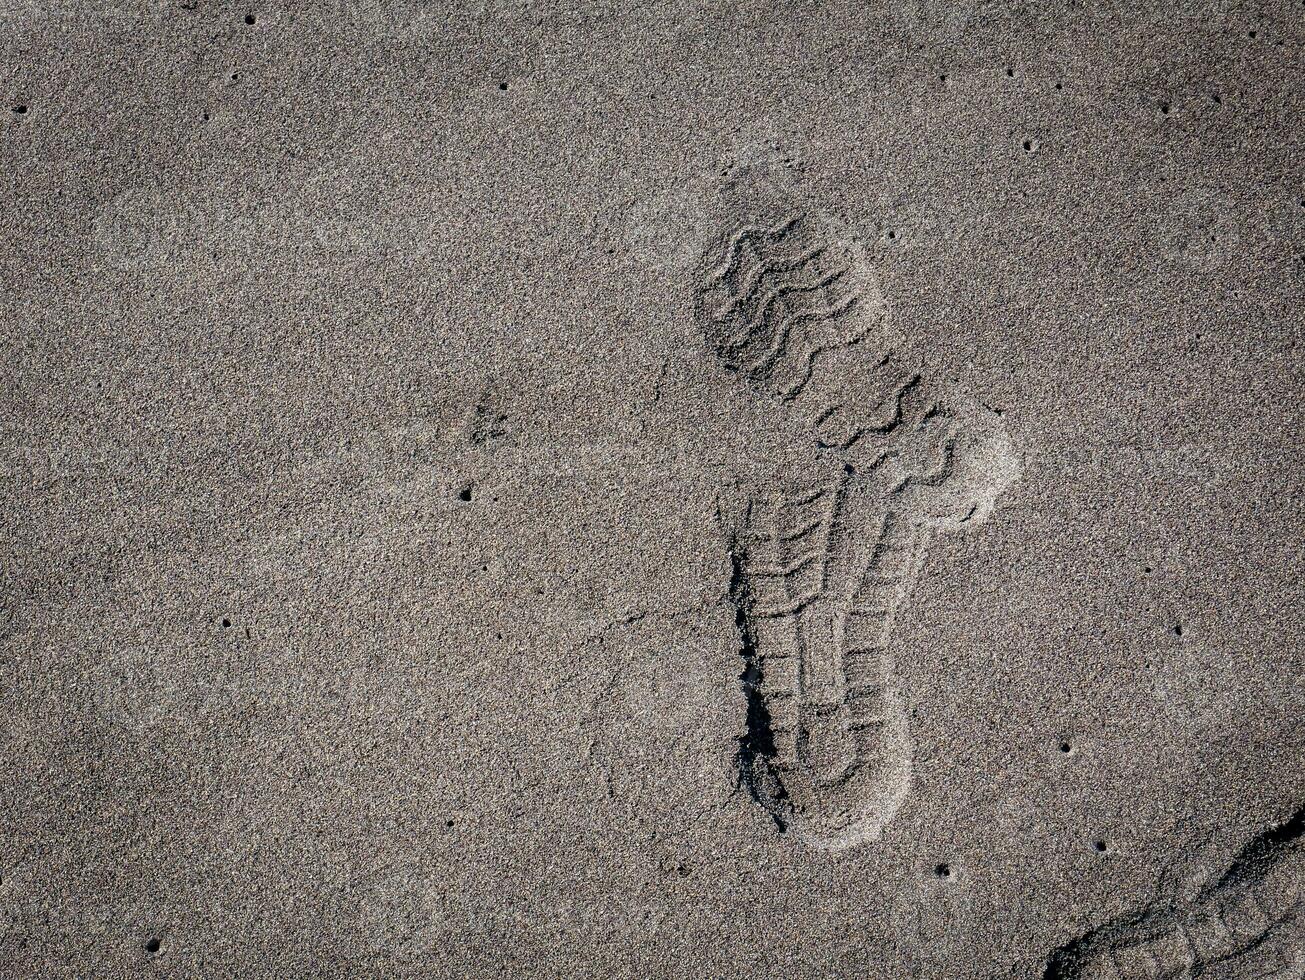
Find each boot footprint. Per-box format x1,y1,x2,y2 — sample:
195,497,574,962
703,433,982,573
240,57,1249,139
698,193,1021,849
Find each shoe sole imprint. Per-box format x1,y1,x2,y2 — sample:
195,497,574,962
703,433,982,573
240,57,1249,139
699,201,1019,849
732,477,923,850
695,209,888,414
1044,808,1305,979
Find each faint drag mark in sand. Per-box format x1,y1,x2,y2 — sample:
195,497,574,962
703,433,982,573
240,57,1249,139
697,199,1020,851
1043,807,1305,979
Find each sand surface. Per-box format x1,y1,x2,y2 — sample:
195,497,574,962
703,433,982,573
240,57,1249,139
1,1,1303,976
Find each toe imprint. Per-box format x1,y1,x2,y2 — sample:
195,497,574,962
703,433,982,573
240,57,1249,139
695,208,888,411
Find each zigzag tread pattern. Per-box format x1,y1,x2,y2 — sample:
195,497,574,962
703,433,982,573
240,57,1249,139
696,211,874,400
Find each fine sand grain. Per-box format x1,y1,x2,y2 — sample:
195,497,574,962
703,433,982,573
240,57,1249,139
1,1,1302,976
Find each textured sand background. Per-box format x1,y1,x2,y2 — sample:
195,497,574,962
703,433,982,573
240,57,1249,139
1,1,1303,976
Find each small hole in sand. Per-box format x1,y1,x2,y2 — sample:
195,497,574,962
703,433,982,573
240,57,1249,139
887,229,897,239
201,111,210,121
938,73,948,83
13,105,27,115
458,484,473,502
1212,94,1222,104
1172,623,1183,636
445,819,454,828
1093,840,1108,853
1005,67,1015,77
221,617,231,628
244,13,256,24
933,863,952,879
145,937,161,954
1159,102,1171,115
1054,81,1063,90
1059,741,1073,755
498,81,509,91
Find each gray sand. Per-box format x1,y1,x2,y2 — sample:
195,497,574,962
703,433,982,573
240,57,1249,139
1,1,1303,976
